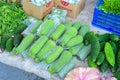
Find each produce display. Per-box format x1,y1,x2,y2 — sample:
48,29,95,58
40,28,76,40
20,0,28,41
59,27,78,46
1,10,89,77
0,1,120,80
0,1,27,52
85,33,120,80
23,8,67,35
35,40,56,62
10,17,92,78
29,36,48,58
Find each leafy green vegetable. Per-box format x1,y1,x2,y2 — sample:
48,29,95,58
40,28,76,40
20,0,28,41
99,0,120,14
0,2,27,36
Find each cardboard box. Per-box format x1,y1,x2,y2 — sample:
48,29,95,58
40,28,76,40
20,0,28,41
22,0,54,20
7,0,20,2
55,0,85,19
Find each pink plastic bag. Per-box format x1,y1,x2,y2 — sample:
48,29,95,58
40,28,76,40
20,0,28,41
65,68,101,80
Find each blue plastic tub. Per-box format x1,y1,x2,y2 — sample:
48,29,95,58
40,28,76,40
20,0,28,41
92,0,120,35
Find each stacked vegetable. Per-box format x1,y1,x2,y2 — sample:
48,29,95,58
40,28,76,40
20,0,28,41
83,32,120,79
0,2,27,52
10,17,90,78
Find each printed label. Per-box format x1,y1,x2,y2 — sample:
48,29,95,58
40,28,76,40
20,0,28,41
61,0,69,6
46,1,52,7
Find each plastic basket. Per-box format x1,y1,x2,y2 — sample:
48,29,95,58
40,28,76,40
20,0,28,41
92,0,120,35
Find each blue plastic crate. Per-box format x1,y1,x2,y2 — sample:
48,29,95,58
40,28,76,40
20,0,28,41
92,0,120,35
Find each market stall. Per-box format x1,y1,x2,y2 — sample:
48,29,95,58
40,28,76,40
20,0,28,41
0,0,120,80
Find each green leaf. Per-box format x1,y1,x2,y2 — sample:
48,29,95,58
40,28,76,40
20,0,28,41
99,0,120,14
